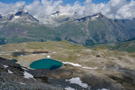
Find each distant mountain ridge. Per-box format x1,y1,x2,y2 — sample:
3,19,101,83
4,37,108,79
0,11,135,46
0,10,39,23
75,13,104,22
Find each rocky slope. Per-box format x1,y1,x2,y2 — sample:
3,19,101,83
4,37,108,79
0,57,62,90
0,41,135,90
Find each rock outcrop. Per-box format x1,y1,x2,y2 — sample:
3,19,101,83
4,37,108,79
0,57,62,90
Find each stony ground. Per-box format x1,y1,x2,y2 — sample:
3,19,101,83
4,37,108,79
0,57,62,90
0,41,135,90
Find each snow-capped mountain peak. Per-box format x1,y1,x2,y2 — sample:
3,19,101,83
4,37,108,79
6,10,39,23
90,13,105,20
75,13,105,22
0,11,105,25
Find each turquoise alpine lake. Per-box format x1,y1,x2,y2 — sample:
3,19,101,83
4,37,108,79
30,59,63,70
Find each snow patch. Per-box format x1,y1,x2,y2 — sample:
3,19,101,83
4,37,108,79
91,15,99,21
63,62,82,67
47,55,51,58
41,53,46,55
22,67,28,70
3,65,8,68
52,52,56,54
14,16,20,19
66,77,88,88
65,87,75,90
19,82,26,85
20,55,24,56
63,62,98,70
82,66,98,70
8,70,13,74
24,71,33,79
15,49,19,51
98,88,110,90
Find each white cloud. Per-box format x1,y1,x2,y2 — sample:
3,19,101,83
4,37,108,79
0,0,135,23
116,1,135,19
0,2,25,15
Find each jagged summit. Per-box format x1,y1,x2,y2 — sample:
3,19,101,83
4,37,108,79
75,13,106,22
91,13,105,18
12,10,39,23
15,10,29,16
0,11,39,24
51,11,60,16
0,10,39,23
0,11,108,24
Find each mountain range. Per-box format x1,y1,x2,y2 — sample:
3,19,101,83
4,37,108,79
0,9,135,90
0,10,135,45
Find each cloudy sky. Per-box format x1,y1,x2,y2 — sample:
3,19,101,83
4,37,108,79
0,0,109,4
0,0,135,22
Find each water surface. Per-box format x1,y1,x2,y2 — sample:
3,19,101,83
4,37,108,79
30,58,63,70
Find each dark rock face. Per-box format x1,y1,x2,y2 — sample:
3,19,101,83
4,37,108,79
7,14,14,20
0,14,2,19
15,10,28,16
0,57,62,90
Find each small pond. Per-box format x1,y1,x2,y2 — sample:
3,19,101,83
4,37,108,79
30,58,63,70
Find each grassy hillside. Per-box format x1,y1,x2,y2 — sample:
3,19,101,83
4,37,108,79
0,41,134,70
92,40,135,53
